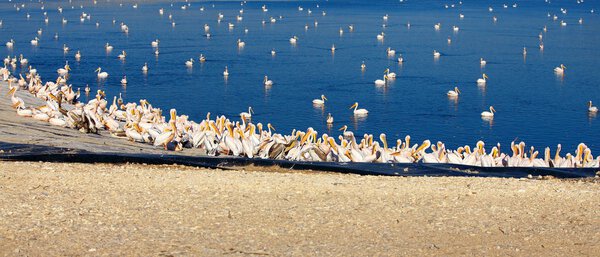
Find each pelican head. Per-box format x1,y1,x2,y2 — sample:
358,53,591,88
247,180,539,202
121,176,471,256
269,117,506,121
338,125,348,132
267,123,275,131
455,87,460,94
483,73,489,79
490,106,496,113
349,102,358,109
321,94,327,101
95,67,101,72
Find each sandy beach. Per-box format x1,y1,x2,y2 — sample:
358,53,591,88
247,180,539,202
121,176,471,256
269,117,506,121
1,83,600,255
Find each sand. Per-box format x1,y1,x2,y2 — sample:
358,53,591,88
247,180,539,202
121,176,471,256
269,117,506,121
1,161,599,256
2,82,600,256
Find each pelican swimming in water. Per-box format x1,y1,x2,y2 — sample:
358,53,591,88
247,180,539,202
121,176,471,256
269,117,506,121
480,58,486,66
433,50,441,57
118,50,126,60
199,54,206,62
350,102,368,115
447,87,460,97
289,36,298,44
477,73,489,84
376,32,385,40
361,61,366,70
75,50,81,60
57,62,71,76
95,67,108,79
331,44,336,52
271,49,276,56
237,39,245,48
63,44,70,52
398,55,404,63
386,47,395,56
374,75,388,86
31,37,39,46
554,64,566,74
142,63,148,72
240,107,253,119
326,113,334,124
588,101,598,113
263,76,273,86
151,39,159,47
481,106,496,117
185,58,194,67
105,43,113,52
223,66,229,77
313,95,327,105
6,39,14,48
121,76,127,84
384,68,396,79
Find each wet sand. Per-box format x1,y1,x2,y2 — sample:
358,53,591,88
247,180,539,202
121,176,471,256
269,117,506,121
1,82,600,256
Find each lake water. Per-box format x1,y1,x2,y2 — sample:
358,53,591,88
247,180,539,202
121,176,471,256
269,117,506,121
1,0,599,152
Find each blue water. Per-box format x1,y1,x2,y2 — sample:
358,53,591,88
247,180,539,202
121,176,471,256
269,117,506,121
1,0,599,152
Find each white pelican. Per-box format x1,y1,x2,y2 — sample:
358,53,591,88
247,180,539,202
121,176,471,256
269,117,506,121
142,63,148,72
386,47,395,56
433,50,441,57
384,68,396,79
223,66,229,77
271,49,276,56
151,39,159,47
350,102,368,115
477,73,489,84
331,44,336,52
240,107,253,119
63,44,69,52
31,37,39,46
554,64,566,74
75,50,81,60
481,106,496,117
480,58,486,66
434,23,441,30
57,62,70,76
204,24,210,32
361,61,366,70
560,20,567,26
237,39,245,48
374,75,388,86
383,14,389,21
105,43,113,51
19,55,27,65
290,36,298,44
447,87,460,97
523,47,527,55
447,37,452,44
96,67,108,79
377,32,385,40
588,101,598,113
155,49,160,56
398,55,404,63
327,113,334,124
121,76,127,84
263,76,273,86
199,54,206,62
453,25,459,32
118,50,126,59
313,95,327,105
185,58,194,67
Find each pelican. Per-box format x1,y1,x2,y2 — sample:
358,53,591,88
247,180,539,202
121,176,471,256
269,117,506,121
588,101,598,113
523,47,527,55
480,58,486,65
447,87,460,97
240,107,253,119
31,37,39,46
481,106,496,117
331,44,336,52
57,62,71,76
374,75,388,86
63,44,70,52
155,49,160,56
263,76,273,86
271,49,276,56
105,43,113,51
121,76,127,84
384,68,396,79
361,61,366,70
477,73,489,84
434,23,441,30
19,54,27,65
433,50,441,57
223,66,229,77
350,102,368,115
237,39,245,48
142,63,148,72
75,50,81,60
554,64,566,74
185,58,194,67
289,36,298,44
313,95,327,105
151,39,159,47
453,25,459,32
326,113,334,124
398,55,404,63
199,54,206,62
386,47,395,56
117,50,126,59
376,32,384,40
95,67,108,79
560,20,567,26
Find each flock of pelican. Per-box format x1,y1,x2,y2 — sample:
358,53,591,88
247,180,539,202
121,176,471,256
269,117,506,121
0,1,598,169
1,66,599,168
